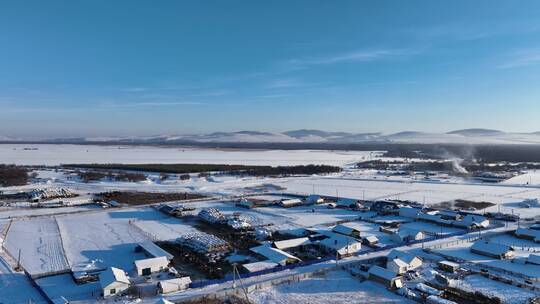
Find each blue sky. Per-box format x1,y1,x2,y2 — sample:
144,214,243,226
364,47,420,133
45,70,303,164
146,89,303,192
1,1,540,137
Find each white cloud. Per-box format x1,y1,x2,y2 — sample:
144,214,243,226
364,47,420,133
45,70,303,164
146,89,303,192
498,48,540,69
284,48,417,70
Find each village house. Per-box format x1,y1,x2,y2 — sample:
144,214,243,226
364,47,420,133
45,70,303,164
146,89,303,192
368,265,403,289
319,233,362,257
470,241,514,259
99,267,130,298
332,223,362,238
515,228,540,242
455,214,489,229
527,254,540,265
438,260,460,273
386,250,422,274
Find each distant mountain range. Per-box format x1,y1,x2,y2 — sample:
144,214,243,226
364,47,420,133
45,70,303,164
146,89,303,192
2,129,540,145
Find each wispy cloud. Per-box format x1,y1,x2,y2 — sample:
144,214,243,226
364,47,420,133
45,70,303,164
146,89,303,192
283,48,417,70
101,101,206,108
265,78,316,89
498,48,540,69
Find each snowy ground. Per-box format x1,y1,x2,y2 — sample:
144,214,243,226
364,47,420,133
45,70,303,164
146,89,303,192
248,270,413,304
56,208,158,273
455,274,538,304
0,144,375,166
4,218,69,277
0,264,46,304
36,273,101,302
276,176,540,216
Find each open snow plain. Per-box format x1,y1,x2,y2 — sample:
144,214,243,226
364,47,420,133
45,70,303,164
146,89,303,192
0,144,376,166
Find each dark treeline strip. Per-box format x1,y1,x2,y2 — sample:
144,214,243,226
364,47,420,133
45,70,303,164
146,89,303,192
98,191,206,205
75,170,147,183
63,163,342,176
0,165,29,187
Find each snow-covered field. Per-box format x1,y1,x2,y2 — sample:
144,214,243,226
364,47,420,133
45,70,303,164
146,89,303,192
0,144,375,166
276,176,540,216
56,208,158,272
248,270,413,304
4,218,69,277
456,274,538,304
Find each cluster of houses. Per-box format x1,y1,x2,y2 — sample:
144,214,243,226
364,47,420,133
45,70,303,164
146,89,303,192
398,207,490,230
366,249,424,290
99,241,191,299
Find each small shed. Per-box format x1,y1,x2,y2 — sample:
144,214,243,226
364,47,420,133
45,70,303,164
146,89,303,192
470,241,514,259
99,267,130,298
134,256,169,276
438,260,460,273
157,277,192,294
362,235,379,246
368,265,403,289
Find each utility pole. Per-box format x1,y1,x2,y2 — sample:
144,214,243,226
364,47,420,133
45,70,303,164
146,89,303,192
16,249,21,271
232,263,250,303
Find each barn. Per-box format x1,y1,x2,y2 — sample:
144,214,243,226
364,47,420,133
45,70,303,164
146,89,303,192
134,256,169,276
